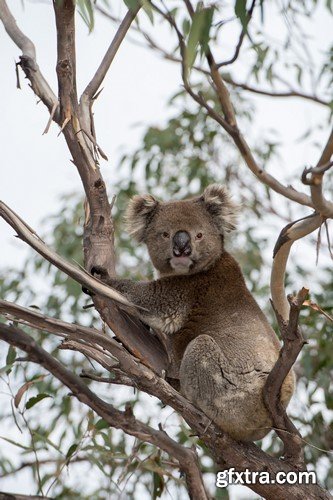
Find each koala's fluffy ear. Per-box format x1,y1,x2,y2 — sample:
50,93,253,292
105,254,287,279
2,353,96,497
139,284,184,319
201,184,240,233
124,194,159,242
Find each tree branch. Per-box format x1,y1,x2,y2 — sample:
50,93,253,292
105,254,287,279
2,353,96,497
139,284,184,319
0,494,52,500
0,202,136,310
0,0,58,118
53,0,77,130
81,5,141,103
222,74,330,107
270,213,323,320
264,288,309,469
152,1,314,208
58,339,119,371
302,160,333,217
271,127,333,320
80,369,134,387
1,315,331,498
0,323,209,500
0,299,124,355
302,128,333,217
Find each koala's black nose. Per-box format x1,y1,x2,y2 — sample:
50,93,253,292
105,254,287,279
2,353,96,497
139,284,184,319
173,231,192,256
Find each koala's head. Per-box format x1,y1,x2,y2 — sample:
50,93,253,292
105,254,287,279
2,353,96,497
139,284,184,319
124,184,239,276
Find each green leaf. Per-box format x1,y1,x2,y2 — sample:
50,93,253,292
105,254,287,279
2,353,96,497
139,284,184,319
0,436,33,451
4,345,16,374
0,364,16,374
186,8,211,71
182,18,191,36
235,0,247,29
66,443,78,460
25,393,52,410
153,470,164,498
6,345,16,366
141,0,154,23
77,0,94,32
95,419,109,431
199,7,214,56
123,0,140,12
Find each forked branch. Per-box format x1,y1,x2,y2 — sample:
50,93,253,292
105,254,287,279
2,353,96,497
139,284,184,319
271,127,333,320
264,288,309,470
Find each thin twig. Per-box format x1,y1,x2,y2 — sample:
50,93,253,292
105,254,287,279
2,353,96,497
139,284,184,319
217,0,256,68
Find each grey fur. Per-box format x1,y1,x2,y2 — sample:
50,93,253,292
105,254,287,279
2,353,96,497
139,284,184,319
104,185,294,441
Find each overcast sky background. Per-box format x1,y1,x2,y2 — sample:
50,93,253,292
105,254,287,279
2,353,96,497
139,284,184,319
0,0,332,498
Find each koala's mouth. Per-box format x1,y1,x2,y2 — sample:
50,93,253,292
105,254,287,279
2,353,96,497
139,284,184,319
170,256,193,273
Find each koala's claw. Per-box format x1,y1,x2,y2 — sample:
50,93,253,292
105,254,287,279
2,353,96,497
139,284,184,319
82,285,94,297
91,265,108,279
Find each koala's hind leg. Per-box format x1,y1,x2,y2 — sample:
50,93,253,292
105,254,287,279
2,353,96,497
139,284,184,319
179,335,272,441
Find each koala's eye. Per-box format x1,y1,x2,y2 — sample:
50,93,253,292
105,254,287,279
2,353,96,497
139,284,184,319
196,232,203,240
162,232,170,239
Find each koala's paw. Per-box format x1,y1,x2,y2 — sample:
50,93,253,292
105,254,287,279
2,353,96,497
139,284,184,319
82,285,94,297
90,265,108,279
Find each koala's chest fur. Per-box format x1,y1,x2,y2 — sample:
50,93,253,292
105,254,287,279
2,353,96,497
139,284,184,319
148,312,187,335
156,253,281,375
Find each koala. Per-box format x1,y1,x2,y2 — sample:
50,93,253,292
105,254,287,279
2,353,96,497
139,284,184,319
100,184,294,442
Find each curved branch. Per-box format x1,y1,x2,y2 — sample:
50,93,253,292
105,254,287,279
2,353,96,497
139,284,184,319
271,213,322,320
302,160,333,217
0,323,209,500
217,0,256,68
222,75,330,107
303,128,333,217
271,127,333,320
0,0,58,116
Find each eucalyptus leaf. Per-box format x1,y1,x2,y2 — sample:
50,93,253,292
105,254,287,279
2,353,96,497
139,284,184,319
25,393,52,410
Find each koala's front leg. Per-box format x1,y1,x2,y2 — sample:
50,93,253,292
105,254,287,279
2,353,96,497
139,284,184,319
93,270,193,333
